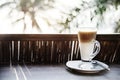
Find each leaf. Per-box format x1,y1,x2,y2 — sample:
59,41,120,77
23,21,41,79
0,2,15,8
90,16,94,21
12,17,24,24
75,8,80,12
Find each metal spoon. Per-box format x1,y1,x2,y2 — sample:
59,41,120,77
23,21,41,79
92,60,110,71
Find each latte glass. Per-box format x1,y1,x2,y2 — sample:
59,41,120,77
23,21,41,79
78,27,100,62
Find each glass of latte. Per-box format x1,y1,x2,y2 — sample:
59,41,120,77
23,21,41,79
78,27,100,69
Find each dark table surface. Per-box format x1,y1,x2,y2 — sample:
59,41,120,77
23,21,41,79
0,64,120,80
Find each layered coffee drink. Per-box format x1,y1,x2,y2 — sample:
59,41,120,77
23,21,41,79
78,27,97,61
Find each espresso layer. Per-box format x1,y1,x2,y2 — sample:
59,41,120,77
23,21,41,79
78,31,96,42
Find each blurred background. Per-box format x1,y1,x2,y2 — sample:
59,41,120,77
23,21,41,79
0,0,120,34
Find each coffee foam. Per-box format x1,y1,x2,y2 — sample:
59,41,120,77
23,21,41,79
79,27,97,32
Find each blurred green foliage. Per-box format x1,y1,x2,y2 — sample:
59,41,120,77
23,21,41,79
0,0,120,33
61,0,120,33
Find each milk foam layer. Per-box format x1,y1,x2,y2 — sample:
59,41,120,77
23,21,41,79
79,27,97,32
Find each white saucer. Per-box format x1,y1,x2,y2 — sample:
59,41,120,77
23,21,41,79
66,60,110,73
